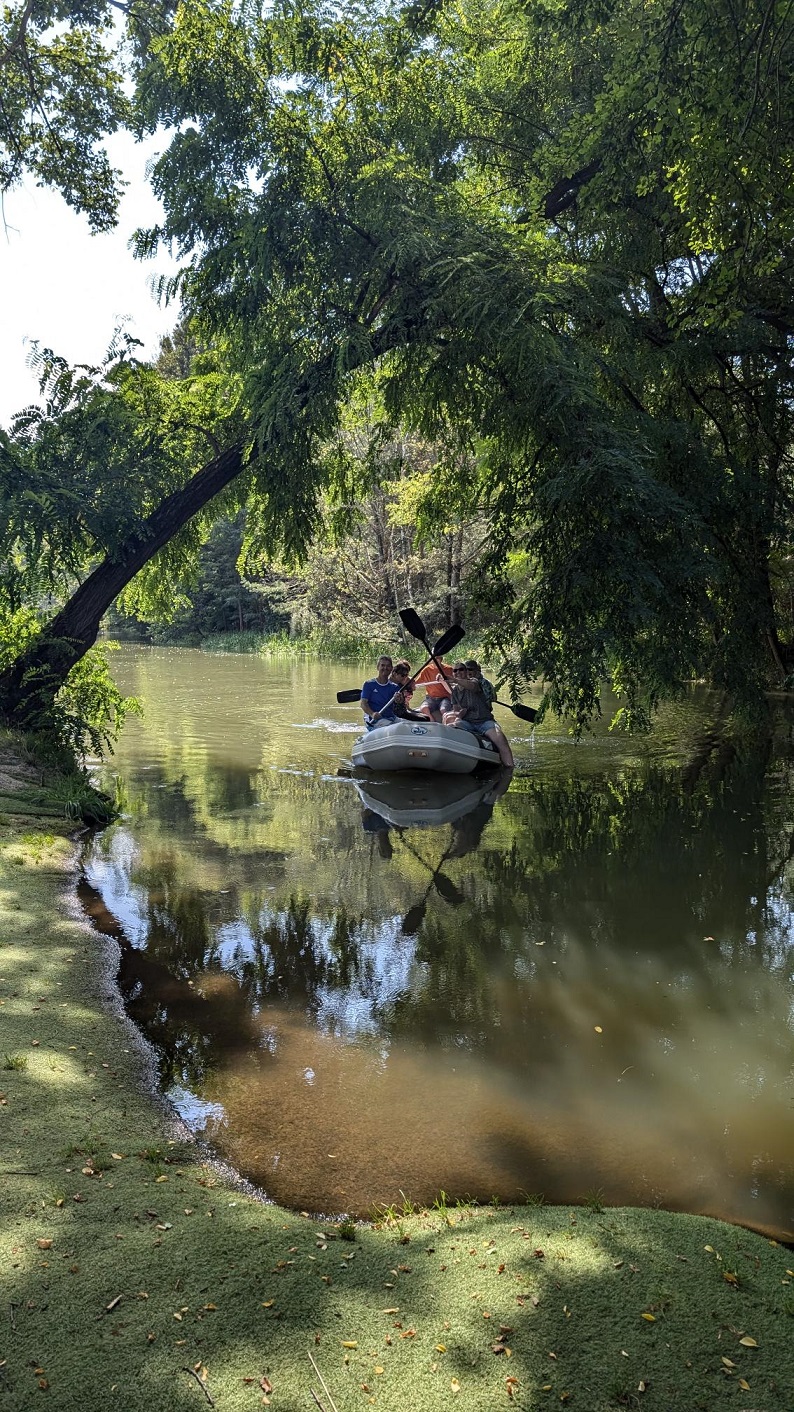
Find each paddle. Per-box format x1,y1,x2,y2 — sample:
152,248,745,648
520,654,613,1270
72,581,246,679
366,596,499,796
399,606,447,671
401,854,463,934
400,609,536,723
398,834,465,907
335,622,464,704
494,699,537,724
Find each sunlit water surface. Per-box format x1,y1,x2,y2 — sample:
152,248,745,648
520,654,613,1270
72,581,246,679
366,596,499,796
83,646,794,1237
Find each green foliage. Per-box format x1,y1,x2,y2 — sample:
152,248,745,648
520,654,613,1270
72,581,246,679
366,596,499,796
127,0,794,730
3,0,794,735
1,332,244,609
0,1,133,230
0,604,138,763
54,644,141,760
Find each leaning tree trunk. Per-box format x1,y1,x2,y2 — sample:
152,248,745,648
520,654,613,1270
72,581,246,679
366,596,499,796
0,319,422,730
0,443,248,729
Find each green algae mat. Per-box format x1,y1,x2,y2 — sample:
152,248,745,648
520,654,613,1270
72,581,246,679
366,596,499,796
0,828,792,1412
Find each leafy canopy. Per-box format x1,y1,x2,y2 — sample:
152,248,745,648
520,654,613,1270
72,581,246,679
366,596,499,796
127,0,793,727
2,0,792,735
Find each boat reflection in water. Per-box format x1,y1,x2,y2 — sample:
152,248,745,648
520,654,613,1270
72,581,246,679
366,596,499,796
357,770,513,931
356,767,512,831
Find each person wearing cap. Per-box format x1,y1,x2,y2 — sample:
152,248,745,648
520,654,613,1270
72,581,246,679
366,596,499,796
465,659,497,708
445,662,514,767
388,661,427,720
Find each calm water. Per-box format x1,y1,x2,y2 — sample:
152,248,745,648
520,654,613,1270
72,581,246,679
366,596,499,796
84,645,794,1238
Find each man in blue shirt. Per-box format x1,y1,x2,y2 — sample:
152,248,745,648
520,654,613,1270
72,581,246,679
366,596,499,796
361,655,401,729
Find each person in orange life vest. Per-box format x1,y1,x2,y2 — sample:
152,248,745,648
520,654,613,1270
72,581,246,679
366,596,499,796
412,656,454,720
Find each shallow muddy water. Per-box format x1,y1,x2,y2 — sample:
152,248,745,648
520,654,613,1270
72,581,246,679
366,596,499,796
84,646,794,1237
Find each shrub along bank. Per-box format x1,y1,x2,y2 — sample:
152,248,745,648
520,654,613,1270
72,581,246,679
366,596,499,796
0,763,792,1411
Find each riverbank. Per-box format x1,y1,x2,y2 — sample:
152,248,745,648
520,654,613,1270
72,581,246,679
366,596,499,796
1,781,792,1410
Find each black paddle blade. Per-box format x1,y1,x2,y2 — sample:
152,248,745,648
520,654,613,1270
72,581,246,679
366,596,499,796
401,902,427,934
494,698,536,723
399,606,428,641
433,872,465,906
337,688,363,703
433,623,465,657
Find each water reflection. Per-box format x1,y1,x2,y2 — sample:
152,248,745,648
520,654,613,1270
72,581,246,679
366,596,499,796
84,648,794,1236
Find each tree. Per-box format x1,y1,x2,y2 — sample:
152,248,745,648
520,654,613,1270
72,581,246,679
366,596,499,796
1,0,792,732
0,0,135,229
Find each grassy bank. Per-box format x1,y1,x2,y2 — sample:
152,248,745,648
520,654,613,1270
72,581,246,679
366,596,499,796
193,630,393,660
0,774,792,1410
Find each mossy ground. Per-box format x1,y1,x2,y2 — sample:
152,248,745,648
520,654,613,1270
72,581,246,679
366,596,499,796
0,807,792,1411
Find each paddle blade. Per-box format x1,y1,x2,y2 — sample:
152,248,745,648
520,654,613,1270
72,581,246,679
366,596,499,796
433,623,465,657
495,698,536,723
433,872,465,906
336,688,363,703
510,702,537,723
399,606,428,641
401,901,427,934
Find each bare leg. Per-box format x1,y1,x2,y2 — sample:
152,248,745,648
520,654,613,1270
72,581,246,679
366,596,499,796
485,726,514,767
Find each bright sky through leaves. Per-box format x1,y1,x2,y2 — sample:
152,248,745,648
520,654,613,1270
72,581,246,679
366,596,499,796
0,131,179,427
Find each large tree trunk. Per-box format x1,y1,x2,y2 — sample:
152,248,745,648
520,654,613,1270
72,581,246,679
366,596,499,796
0,443,247,728
0,319,420,729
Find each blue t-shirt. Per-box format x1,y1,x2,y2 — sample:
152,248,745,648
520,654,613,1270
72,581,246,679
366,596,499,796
362,678,400,722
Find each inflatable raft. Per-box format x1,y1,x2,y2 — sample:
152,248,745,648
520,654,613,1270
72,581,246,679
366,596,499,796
351,719,499,774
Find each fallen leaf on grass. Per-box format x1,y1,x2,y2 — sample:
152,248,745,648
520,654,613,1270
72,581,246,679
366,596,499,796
260,1376,273,1394
261,1300,275,1308
450,1379,461,1393
36,1239,52,1250
738,1336,758,1347
341,1341,358,1349
721,1357,736,1368
738,1378,750,1390
641,1313,655,1322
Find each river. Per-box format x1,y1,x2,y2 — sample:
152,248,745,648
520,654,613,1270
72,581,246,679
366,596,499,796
82,645,794,1238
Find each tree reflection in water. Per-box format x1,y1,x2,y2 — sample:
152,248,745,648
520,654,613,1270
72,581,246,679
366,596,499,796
83,717,794,1236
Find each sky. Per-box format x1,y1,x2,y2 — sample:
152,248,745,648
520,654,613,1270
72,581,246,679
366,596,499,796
0,130,181,428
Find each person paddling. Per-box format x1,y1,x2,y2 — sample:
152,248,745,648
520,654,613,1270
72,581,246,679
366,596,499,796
465,659,496,708
389,661,427,721
361,655,401,729
445,662,514,767
412,655,454,721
